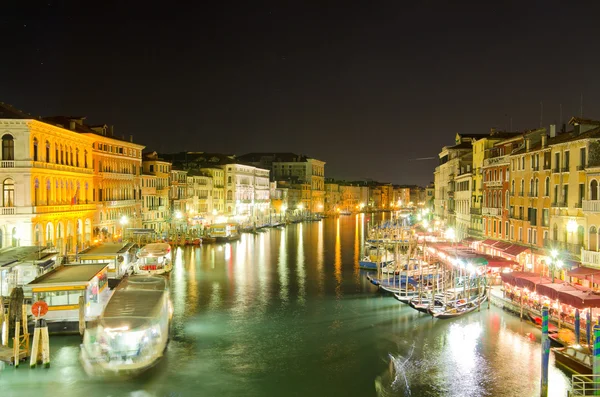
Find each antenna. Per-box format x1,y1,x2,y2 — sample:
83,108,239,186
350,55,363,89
540,101,543,128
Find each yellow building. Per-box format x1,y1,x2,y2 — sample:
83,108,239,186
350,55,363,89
142,152,171,234
141,173,159,230
0,104,96,252
201,167,225,220
76,122,145,241
581,120,600,277
470,130,521,238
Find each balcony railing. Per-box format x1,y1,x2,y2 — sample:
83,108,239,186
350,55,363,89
33,203,97,213
102,200,138,208
551,202,567,208
562,166,570,172
1,207,15,215
553,167,560,173
543,164,551,170
484,180,502,187
582,249,600,268
543,239,582,256
470,207,482,215
583,200,600,213
482,207,500,216
577,165,586,171
0,160,94,174
532,165,539,171
527,192,536,197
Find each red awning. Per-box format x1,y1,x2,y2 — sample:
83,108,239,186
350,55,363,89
494,241,512,250
481,239,498,246
567,266,600,278
536,282,579,301
559,289,600,309
503,244,530,258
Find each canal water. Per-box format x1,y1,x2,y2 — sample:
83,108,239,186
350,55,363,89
1,215,571,396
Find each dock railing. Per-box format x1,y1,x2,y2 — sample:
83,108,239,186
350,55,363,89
571,374,600,396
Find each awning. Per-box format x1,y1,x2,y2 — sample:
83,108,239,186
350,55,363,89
481,239,498,246
567,266,600,278
536,282,578,301
494,241,512,250
559,289,600,309
503,244,530,258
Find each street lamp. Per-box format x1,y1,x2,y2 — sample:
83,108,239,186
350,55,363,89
119,216,128,242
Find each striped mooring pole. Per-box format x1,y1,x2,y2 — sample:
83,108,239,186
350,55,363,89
594,325,600,395
540,306,550,397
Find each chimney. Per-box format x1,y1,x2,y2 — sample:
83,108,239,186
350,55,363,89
69,120,76,130
549,124,556,138
525,138,530,151
109,125,114,136
130,135,133,142
541,133,547,148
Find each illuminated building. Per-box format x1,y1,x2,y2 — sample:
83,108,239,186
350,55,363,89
0,104,95,252
142,152,171,234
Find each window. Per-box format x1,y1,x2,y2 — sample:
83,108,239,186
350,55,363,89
581,147,587,168
2,135,14,160
542,209,549,227
555,152,560,171
55,144,59,164
527,228,531,244
518,227,522,242
579,184,584,207
533,230,537,245
84,150,88,168
505,191,509,209
520,179,524,195
505,221,509,238
45,141,50,162
554,185,558,204
592,180,599,200
563,185,569,206
564,151,570,169
545,177,550,197
510,225,514,240
3,178,14,207
33,138,38,161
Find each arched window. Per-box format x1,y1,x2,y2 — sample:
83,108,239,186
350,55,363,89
33,138,38,161
69,147,73,166
529,179,534,195
3,178,14,207
545,177,550,197
498,191,502,208
227,190,233,201
227,176,232,185
520,179,524,195
84,150,88,168
46,141,50,162
535,178,539,196
34,178,39,206
506,190,509,209
60,145,64,164
511,180,515,194
55,143,59,164
2,134,14,160
578,225,585,247
590,226,598,251
592,180,599,200
76,148,79,167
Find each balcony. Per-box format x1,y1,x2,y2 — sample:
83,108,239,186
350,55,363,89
482,207,500,216
527,192,536,197
577,165,586,171
33,203,97,213
551,202,567,208
543,164,551,170
583,200,600,213
543,239,582,256
0,160,94,174
484,180,502,187
483,155,508,167
582,249,600,269
470,207,482,215
102,200,138,208
532,165,539,171
561,166,570,173
1,207,15,215
553,167,560,173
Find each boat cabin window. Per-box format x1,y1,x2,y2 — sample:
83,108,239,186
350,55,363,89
35,290,84,307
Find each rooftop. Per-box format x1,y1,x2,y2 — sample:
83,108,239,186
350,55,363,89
28,263,108,285
0,102,37,119
78,242,135,257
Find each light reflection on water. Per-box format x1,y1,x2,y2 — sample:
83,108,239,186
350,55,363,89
0,216,571,396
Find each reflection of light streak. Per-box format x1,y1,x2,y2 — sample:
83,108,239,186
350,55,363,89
297,223,305,305
317,220,324,295
173,247,186,317
335,218,342,298
233,235,248,315
278,230,288,304
354,215,360,277
208,281,221,311
187,247,198,312
257,231,268,314
447,322,482,372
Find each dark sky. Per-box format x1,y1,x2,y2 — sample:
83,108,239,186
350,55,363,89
3,1,600,186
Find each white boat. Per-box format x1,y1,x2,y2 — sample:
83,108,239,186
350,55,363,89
80,275,173,377
134,243,172,275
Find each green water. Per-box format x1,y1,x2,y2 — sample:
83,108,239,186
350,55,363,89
0,215,571,396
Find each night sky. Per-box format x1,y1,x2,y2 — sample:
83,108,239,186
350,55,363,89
3,1,600,186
